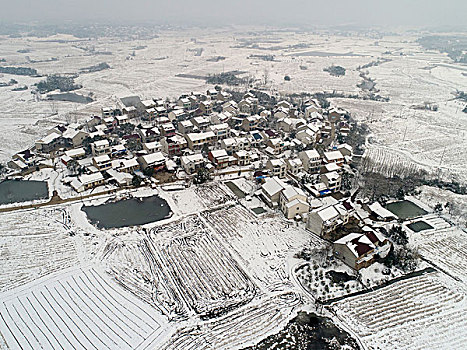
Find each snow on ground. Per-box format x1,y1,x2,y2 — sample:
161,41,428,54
407,216,467,283
202,204,321,293
104,214,257,321
0,266,167,350
0,208,79,293
415,185,467,226
159,291,303,350
330,272,467,350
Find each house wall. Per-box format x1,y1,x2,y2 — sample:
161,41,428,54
333,244,358,269
306,212,324,235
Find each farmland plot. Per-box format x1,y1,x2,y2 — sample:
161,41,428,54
105,215,256,321
202,205,323,292
193,182,237,208
0,208,79,293
161,291,302,350
0,267,163,350
411,225,467,283
147,215,256,319
164,182,236,216
331,273,467,350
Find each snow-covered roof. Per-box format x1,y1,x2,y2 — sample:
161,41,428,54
78,172,104,185
144,141,161,150
186,131,215,142
181,153,204,164
140,152,165,165
285,198,309,209
65,148,85,158
268,158,286,167
262,177,286,197
334,233,375,258
93,154,110,163
210,149,229,158
106,169,132,184
317,205,340,221
179,120,193,127
369,202,395,219
282,186,307,201
301,149,320,159
323,171,340,182
93,139,109,148
209,123,229,131
324,162,341,172
38,132,61,144
324,150,343,161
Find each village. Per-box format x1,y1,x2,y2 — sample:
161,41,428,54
3,85,428,278
0,64,466,350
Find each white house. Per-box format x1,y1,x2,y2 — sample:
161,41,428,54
138,152,166,170
307,203,350,237
180,154,205,174
260,177,287,207
266,159,287,178
279,186,309,219
285,158,303,175
299,149,321,173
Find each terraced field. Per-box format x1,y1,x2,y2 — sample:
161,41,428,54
0,208,79,293
331,273,467,349
202,205,323,291
0,268,163,350
105,214,256,321
161,291,302,350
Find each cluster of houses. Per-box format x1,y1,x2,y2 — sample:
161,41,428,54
6,87,392,271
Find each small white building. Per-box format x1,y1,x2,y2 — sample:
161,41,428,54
260,177,287,207
138,152,166,170
279,186,309,220
266,159,287,178
299,149,321,173
181,154,205,174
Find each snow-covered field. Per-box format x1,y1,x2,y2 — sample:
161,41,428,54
2,29,466,184
160,291,303,350
0,267,166,350
202,205,321,292
0,208,79,293
330,272,467,350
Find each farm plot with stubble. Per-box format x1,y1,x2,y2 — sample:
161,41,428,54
0,208,79,293
0,267,163,350
161,291,302,350
202,205,323,292
410,221,467,283
104,214,256,321
331,272,467,350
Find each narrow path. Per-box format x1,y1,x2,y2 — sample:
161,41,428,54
0,188,126,213
321,267,436,305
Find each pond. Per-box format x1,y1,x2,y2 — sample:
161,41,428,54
251,207,267,215
82,195,171,229
0,180,49,205
47,93,93,104
225,181,246,199
385,200,428,220
407,221,434,232
244,311,360,350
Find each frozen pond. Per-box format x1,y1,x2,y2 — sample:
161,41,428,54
47,93,93,103
385,200,428,220
407,221,434,232
225,181,246,199
251,207,267,215
0,179,48,205
82,195,171,229
244,311,360,349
